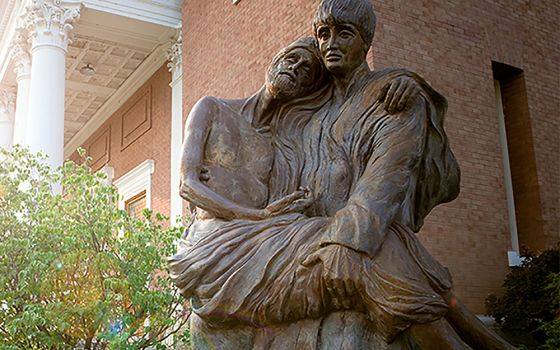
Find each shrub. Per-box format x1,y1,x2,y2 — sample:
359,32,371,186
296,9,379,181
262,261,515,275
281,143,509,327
486,248,560,348
538,272,560,350
0,147,189,350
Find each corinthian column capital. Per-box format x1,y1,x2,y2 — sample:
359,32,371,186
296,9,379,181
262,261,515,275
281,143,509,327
167,30,183,72
24,0,81,53
10,27,32,81
0,89,16,119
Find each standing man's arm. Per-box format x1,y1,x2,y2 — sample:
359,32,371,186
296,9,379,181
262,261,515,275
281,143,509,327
303,91,429,300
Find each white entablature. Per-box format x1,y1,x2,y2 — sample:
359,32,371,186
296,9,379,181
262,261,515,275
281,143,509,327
82,0,182,28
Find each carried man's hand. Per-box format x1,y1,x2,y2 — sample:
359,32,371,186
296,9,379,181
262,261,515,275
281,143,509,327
199,166,210,182
379,76,421,114
180,170,312,221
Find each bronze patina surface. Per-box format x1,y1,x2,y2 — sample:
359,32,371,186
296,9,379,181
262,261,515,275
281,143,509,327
170,1,515,349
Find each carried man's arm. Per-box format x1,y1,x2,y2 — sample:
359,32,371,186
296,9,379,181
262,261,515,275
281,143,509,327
180,96,310,221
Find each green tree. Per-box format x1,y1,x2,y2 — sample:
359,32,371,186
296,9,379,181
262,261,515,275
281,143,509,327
0,147,189,350
486,248,559,349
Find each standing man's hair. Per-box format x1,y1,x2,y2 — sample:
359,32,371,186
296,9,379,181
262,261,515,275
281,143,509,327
313,0,377,48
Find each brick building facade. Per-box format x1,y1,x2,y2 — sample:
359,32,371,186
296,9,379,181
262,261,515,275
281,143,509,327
1,0,557,316
69,65,173,217
180,0,559,313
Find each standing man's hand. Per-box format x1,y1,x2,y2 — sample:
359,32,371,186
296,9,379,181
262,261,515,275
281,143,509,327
301,244,363,309
379,76,421,114
265,187,313,216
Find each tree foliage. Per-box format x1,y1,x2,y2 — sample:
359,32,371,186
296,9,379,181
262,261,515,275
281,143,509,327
486,248,560,349
0,147,189,350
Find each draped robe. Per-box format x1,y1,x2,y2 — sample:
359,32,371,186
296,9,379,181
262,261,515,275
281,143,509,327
169,68,460,349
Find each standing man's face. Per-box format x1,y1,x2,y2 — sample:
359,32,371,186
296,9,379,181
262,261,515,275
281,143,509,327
315,22,367,77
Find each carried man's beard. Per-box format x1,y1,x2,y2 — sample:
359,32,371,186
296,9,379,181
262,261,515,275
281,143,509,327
268,72,298,100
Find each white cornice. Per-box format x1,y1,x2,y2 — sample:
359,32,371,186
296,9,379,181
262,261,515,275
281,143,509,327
0,0,28,84
63,42,171,157
82,0,181,28
0,1,18,42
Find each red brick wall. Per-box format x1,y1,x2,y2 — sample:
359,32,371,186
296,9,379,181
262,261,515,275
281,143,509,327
72,65,172,218
181,0,559,312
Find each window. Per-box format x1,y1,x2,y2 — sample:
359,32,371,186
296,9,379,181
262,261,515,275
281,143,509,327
125,190,147,219
493,62,544,263
113,159,155,212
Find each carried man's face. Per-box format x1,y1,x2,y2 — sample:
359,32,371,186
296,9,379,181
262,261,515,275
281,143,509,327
267,48,320,100
315,22,366,76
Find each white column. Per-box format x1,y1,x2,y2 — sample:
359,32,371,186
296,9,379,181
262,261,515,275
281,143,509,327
167,31,183,225
11,29,32,146
24,0,80,168
0,90,16,149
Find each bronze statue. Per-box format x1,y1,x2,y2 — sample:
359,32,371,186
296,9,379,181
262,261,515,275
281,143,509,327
170,1,516,349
